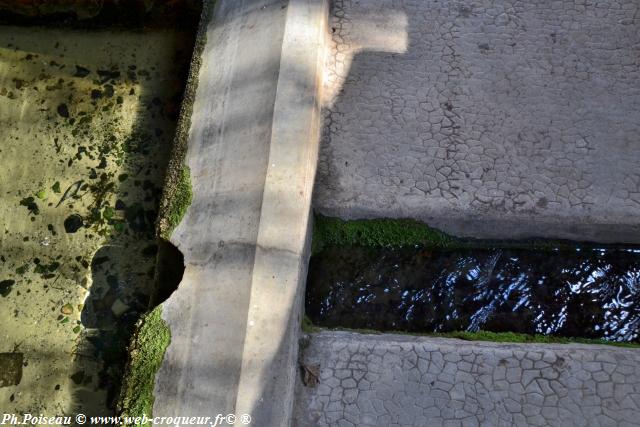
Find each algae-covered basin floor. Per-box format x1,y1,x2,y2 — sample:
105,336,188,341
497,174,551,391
306,246,640,342
0,26,192,415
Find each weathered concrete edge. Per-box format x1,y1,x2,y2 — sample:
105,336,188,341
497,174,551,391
302,330,640,355
152,0,291,418
156,0,213,241
301,330,640,352
116,0,213,419
234,0,329,424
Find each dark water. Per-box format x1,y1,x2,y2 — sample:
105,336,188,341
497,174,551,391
305,246,640,342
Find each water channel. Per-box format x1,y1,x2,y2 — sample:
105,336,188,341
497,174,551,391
306,245,640,343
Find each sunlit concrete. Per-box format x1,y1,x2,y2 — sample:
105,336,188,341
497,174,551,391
152,0,327,425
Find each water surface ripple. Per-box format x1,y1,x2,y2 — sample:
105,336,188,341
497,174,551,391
306,247,640,342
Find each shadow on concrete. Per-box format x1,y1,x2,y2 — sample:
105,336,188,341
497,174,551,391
313,0,640,243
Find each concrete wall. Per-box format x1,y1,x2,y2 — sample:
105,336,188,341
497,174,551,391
152,0,327,425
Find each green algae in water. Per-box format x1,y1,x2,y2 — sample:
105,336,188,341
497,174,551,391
19,197,39,215
63,214,84,233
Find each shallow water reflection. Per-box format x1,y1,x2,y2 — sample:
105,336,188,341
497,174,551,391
306,246,640,342
0,25,193,415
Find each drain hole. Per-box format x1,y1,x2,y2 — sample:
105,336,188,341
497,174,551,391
150,239,185,306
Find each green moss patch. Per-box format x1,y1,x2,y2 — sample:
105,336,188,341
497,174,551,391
118,306,171,423
302,319,639,348
155,0,211,241
312,215,456,254
311,214,636,254
160,166,192,240
433,330,640,348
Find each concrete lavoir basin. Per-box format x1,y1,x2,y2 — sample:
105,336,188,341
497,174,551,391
2,0,640,426
0,18,197,416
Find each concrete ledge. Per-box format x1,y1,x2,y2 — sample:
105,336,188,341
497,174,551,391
294,331,640,426
153,0,327,425
235,0,328,422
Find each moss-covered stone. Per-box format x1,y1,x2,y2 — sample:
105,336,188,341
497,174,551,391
432,330,640,348
302,315,323,333
117,306,171,423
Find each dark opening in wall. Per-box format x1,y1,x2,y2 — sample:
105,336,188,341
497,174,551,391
151,239,185,307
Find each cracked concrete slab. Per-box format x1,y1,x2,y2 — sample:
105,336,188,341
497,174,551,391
314,0,640,243
294,331,640,426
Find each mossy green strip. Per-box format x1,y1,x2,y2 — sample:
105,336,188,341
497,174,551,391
118,306,171,424
156,0,212,240
160,166,192,240
430,330,640,348
312,214,639,254
312,215,456,254
302,317,639,348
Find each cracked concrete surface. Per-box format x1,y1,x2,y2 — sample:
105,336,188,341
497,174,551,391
314,0,640,242
294,332,640,426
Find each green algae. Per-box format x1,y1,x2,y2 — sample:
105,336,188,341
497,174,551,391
302,314,322,333
431,330,640,348
117,306,171,423
0,279,15,297
35,189,47,200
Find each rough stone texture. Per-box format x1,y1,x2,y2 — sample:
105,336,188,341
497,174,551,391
314,0,640,243
294,331,640,426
